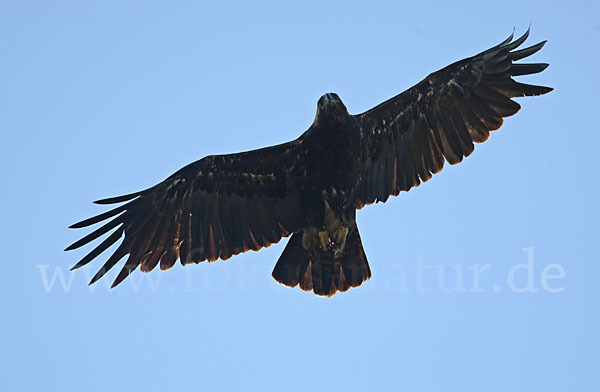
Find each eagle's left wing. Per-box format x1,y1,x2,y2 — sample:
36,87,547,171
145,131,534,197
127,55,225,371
66,140,306,288
355,29,552,208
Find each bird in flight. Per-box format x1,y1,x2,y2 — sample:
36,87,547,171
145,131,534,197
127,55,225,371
67,29,552,296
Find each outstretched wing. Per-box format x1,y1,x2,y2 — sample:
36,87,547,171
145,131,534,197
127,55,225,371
356,29,552,208
66,140,306,287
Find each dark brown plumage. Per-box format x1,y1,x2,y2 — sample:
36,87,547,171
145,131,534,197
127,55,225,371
67,29,552,296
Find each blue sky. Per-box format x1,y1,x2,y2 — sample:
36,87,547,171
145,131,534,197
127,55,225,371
1,1,598,391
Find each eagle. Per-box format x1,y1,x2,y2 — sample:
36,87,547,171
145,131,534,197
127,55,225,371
67,29,552,296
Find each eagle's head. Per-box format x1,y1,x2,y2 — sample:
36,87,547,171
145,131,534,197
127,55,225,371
315,93,349,124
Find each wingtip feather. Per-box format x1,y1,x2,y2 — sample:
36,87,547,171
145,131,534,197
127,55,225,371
510,41,547,61
497,29,514,48
504,27,530,51
94,191,143,205
111,268,131,288
89,273,102,286
68,203,129,229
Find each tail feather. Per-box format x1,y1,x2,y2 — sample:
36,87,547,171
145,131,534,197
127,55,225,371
341,228,371,287
299,262,313,292
271,233,308,287
272,228,371,297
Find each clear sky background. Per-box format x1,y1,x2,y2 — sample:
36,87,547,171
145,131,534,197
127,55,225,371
1,1,598,391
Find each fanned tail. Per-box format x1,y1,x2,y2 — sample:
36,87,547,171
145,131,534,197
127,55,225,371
272,229,371,297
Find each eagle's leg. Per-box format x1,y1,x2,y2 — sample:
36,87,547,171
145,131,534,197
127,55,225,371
301,226,319,251
316,227,347,257
301,226,349,258
317,226,348,258
332,226,348,252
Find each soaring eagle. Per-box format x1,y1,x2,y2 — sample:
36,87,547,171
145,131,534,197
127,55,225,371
67,29,552,296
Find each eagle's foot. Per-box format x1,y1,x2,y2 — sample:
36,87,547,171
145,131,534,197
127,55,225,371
317,227,349,258
333,226,348,250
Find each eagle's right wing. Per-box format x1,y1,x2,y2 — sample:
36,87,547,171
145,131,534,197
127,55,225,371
66,140,306,288
356,29,552,208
